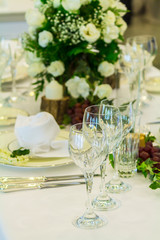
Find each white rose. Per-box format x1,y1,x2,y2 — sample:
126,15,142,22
28,26,37,39
103,10,116,26
80,0,91,5
94,84,112,99
34,0,43,8
25,9,45,27
103,25,119,43
116,17,127,35
38,30,53,48
62,0,81,12
109,0,118,8
78,79,90,98
25,51,41,64
116,2,127,16
28,62,45,77
47,61,65,77
80,23,100,43
98,61,114,77
53,0,60,8
99,0,110,11
65,76,90,99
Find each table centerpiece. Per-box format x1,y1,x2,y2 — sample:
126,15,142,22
22,0,127,124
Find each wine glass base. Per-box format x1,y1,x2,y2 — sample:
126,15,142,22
105,181,132,193
92,195,120,211
73,213,107,229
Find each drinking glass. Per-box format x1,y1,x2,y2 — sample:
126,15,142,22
7,38,24,103
0,38,10,107
84,105,122,210
126,35,158,104
118,46,140,101
104,98,135,193
69,123,107,229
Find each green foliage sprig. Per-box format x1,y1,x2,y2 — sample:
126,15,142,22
10,148,30,158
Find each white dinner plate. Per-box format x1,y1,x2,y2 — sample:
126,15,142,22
0,107,28,127
0,130,72,168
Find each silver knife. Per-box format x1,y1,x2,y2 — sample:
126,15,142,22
0,181,85,193
0,174,100,184
147,121,160,125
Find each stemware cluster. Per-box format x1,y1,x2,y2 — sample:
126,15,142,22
68,97,136,229
118,35,157,107
0,36,26,107
0,38,10,107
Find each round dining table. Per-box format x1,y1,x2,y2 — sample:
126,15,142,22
0,66,160,240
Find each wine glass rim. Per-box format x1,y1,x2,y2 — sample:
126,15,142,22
70,121,103,133
126,35,157,42
85,104,119,116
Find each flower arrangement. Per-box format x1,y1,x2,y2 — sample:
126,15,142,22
23,0,127,122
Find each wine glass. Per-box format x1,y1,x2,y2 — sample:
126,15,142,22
118,46,140,101
0,38,10,107
69,123,107,229
126,35,158,104
104,98,135,193
83,105,122,210
7,37,24,103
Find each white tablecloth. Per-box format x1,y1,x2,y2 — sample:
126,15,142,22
0,67,160,240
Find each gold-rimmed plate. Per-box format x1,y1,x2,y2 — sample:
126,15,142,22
0,130,72,168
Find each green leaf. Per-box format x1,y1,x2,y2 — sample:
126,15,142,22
62,114,71,125
149,181,160,190
137,158,155,178
145,131,156,143
10,148,30,158
109,154,114,168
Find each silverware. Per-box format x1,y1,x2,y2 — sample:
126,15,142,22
0,181,85,193
0,116,17,120
0,174,100,184
147,121,160,125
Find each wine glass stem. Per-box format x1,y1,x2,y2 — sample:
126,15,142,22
135,70,142,111
100,158,107,196
84,172,94,216
112,148,120,181
0,77,2,93
11,65,16,94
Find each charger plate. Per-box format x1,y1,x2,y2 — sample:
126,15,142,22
0,130,73,168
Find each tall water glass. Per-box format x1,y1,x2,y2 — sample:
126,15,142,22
103,98,135,193
69,123,107,229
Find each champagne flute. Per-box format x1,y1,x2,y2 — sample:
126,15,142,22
83,105,122,210
104,98,135,193
69,123,107,229
126,35,158,104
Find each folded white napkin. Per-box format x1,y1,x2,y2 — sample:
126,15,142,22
15,112,61,154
